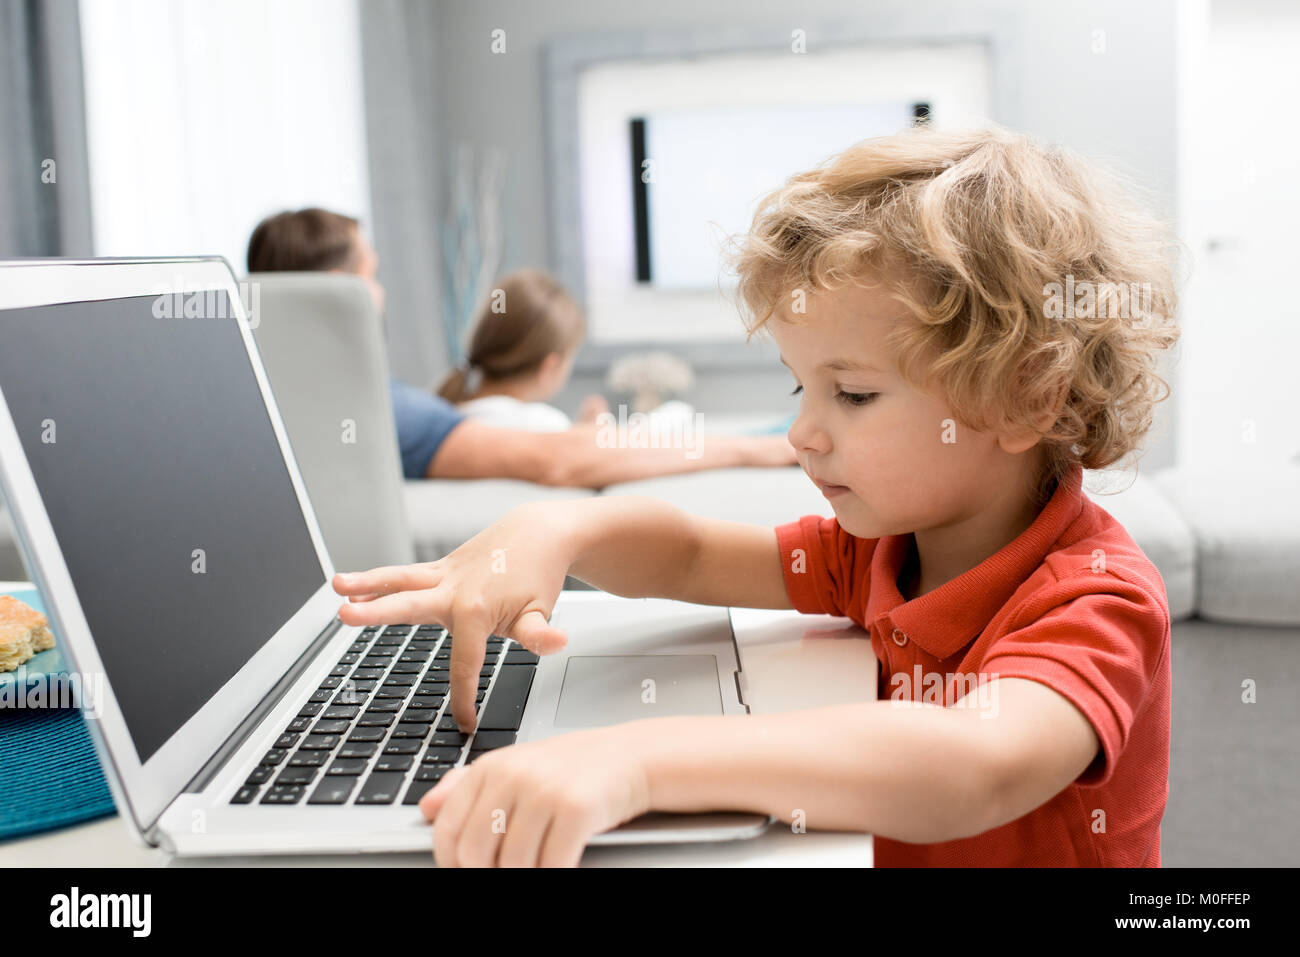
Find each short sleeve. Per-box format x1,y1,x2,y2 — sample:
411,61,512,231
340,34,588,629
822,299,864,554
389,380,466,479
774,514,868,617
979,583,1169,789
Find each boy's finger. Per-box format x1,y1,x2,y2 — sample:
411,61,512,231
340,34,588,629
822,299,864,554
447,608,490,733
509,609,568,656
332,564,439,597
337,588,445,628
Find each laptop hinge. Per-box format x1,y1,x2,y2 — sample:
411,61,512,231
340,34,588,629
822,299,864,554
182,616,344,794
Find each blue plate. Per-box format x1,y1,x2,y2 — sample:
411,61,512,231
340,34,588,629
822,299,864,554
0,585,71,703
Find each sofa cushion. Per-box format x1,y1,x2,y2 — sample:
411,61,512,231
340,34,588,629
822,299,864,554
402,479,597,563
1082,469,1197,622
1153,463,1300,626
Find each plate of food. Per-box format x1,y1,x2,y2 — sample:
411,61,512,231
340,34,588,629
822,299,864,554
0,583,68,698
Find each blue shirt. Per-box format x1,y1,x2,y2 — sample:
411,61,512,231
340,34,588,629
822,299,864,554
389,379,466,479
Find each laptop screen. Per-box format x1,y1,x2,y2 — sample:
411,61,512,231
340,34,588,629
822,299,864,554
0,291,324,762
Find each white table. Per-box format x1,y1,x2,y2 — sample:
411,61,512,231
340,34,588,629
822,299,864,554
0,590,876,867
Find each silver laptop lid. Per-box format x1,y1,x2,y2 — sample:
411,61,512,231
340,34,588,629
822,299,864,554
0,258,345,837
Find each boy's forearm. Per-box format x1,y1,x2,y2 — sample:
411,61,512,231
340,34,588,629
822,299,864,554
550,496,700,600
624,702,1001,844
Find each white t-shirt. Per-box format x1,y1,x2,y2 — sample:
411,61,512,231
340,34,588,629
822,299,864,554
456,395,573,432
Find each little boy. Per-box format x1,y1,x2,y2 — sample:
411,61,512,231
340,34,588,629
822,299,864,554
334,124,1179,868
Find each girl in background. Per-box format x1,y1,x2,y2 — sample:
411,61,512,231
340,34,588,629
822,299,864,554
436,269,610,431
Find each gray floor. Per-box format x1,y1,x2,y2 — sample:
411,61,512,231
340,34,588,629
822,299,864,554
1165,618,1300,867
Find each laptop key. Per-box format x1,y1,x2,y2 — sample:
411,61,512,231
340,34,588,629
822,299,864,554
323,705,361,720
409,696,444,710
347,727,386,742
261,785,307,804
368,700,402,713
376,755,413,773
403,780,439,805
339,742,378,759
309,689,333,703
275,733,299,749
308,778,358,805
245,766,274,785
423,746,463,765
400,709,437,724
232,785,260,804
429,730,469,747
298,702,323,718
275,766,318,786
415,765,452,782
326,759,368,776
261,748,287,766
285,716,312,733
383,739,421,755
330,664,351,678
300,734,340,750
504,646,540,665
288,750,327,767
357,712,395,727
311,719,350,735
390,723,430,739
389,662,424,675
477,665,535,731
355,773,406,804
469,731,517,751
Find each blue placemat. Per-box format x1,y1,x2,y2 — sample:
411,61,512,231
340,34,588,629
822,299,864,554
0,585,116,841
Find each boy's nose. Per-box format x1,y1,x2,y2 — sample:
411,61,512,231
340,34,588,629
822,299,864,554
788,409,831,455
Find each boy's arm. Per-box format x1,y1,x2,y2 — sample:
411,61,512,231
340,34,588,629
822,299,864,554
624,677,1099,843
563,497,793,610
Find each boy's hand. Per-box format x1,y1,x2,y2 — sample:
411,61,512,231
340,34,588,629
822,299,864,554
331,503,574,731
418,723,652,867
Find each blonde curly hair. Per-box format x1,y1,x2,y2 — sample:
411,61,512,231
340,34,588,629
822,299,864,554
727,123,1181,508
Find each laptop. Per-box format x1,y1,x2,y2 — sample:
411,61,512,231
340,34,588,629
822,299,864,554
0,257,772,856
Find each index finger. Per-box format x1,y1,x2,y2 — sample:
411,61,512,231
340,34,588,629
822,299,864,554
332,563,439,597
447,604,491,734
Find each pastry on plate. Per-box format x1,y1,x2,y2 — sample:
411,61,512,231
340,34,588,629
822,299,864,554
0,595,55,673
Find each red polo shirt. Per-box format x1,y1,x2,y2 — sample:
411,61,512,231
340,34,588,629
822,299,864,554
775,463,1170,867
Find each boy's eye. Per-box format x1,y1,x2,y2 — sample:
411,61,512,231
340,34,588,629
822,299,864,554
788,384,878,407
837,391,878,406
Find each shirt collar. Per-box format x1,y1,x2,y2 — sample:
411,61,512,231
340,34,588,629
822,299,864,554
865,463,1085,660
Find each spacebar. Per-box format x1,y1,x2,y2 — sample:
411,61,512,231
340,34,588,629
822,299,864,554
478,665,535,731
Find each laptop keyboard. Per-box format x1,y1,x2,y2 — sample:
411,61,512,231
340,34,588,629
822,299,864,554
229,624,538,808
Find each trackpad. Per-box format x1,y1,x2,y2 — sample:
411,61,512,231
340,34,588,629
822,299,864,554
553,656,723,728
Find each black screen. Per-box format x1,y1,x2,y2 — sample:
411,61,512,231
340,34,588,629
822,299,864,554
0,291,325,762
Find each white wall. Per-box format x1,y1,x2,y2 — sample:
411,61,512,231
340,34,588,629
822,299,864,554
1176,0,1300,467
80,0,371,276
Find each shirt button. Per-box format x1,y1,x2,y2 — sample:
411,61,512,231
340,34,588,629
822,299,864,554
892,628,909,647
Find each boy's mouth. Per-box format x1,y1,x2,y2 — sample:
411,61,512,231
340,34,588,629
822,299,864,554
814,479,851,497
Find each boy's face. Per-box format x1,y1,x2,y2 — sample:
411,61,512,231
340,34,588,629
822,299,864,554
771,274,1040,541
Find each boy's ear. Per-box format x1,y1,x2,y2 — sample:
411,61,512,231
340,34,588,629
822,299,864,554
998,383,1067,455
